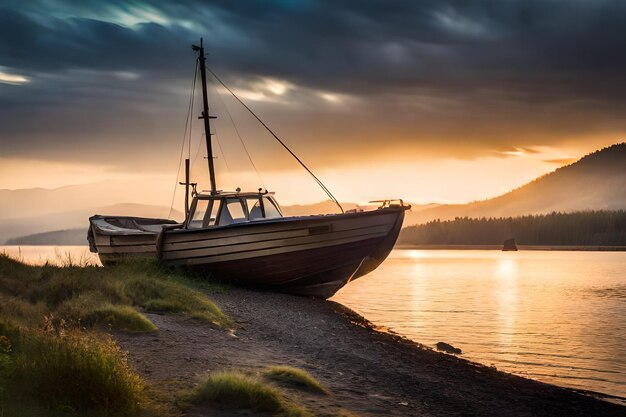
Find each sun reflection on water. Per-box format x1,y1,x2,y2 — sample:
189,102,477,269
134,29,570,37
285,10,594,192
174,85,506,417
333,249,626,398
494,256,519,362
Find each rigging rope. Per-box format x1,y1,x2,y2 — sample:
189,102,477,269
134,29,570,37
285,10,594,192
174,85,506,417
191,132,204,168
168,60,198,219
212,129,235,188
207,67,344,213
213,84,266,191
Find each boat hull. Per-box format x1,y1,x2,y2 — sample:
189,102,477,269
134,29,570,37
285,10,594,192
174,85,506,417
159,208,405,298
90,208,406,299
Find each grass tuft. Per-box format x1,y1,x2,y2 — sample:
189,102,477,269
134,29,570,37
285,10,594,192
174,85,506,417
0,319,144,415
191,371,282,411
86,304,158,332
264,366,328,394
189,371,311,416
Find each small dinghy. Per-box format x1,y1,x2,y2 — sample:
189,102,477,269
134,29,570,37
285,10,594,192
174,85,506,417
89,39,409,299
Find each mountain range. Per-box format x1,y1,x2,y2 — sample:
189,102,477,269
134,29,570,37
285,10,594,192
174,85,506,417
1,143,624,244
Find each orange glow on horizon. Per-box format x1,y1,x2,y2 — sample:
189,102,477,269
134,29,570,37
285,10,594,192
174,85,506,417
0,140,608,210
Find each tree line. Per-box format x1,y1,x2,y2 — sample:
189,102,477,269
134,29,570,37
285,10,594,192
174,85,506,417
398,210,626,246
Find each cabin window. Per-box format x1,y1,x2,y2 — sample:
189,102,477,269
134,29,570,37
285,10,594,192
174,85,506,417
203,200,220,227
246,197,264,220
218,198,246,225
263,197,282,218
188,199,209,228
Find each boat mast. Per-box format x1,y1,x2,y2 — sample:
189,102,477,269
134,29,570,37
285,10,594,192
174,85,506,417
192,38,217,194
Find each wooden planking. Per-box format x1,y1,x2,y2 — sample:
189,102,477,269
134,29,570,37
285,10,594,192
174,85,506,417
163,208,400,244
110,234,157,246
97,244,156,254
162,223,390,256
162,210,401,265
232,238,378,284
164,231,387,265
163,226,309,251
180,236,384,297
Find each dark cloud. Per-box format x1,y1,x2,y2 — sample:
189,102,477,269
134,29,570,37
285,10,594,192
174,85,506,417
1,0,626,168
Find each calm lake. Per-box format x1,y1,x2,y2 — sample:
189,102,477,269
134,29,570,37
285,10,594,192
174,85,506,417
333,249,626,399
1,246,624,398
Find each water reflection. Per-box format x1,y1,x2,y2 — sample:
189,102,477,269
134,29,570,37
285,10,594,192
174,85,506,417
0,245,100,266
495,257,519,363
333,249,626,398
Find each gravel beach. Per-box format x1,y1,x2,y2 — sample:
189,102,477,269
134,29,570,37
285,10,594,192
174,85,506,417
116,287,625,417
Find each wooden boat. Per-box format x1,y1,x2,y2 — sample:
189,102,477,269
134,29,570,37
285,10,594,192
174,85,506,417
89,39,409,299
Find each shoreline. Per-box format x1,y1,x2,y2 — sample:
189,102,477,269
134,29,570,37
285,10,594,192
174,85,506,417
116,286,625,416
333,302,626,407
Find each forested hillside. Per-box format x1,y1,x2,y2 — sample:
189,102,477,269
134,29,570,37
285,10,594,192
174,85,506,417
399,210,626,246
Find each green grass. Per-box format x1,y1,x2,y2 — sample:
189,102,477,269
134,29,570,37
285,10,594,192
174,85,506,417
263,366,328,394
0,320,145,416
0,254,229,416
189,371,311,417
0,254,229,330
84,304,158,332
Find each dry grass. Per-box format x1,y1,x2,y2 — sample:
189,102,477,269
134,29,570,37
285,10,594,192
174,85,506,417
0,319,145,416
263,365,328,394
189,371,311,417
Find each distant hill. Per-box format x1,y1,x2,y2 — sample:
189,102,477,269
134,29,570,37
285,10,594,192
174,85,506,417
6,229,87,245
0,180,174,220
0,204,183,244
409,143,626,224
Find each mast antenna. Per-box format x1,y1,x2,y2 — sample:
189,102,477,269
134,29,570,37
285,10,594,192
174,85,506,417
192,38,217,194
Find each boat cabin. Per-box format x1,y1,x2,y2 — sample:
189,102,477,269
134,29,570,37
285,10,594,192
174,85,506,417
186,191,283,228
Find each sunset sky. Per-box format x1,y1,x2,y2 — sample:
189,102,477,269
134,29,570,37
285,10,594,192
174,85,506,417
1,1,625,206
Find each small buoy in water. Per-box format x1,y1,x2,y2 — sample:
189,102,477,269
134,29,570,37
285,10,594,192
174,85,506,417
436,342,462,354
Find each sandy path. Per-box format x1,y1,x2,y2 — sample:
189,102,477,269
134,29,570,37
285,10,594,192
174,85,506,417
116,288,625,417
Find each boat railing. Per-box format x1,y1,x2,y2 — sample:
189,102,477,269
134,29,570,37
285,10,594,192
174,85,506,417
369,199,411,209
162,223,185,231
